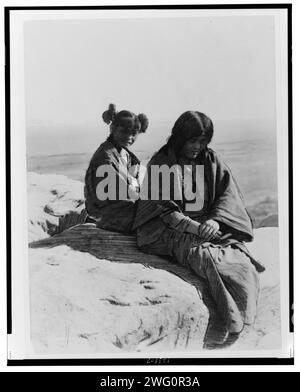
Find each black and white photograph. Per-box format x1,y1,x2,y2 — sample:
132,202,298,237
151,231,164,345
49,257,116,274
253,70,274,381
6,5,293,363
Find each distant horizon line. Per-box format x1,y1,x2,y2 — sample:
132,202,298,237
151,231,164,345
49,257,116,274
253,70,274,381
27,136,276,159
26,116,276,133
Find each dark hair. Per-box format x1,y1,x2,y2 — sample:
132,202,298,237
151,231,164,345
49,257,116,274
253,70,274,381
102,104,149,133
168,111,214,154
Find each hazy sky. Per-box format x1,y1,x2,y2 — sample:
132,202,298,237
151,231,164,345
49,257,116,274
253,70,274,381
24,14,276,154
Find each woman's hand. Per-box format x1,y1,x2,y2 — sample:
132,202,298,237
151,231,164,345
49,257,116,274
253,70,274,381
198,219,220,241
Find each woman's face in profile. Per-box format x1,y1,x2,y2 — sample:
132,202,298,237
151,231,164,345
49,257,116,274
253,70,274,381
180,135,209,160
112,125,139,148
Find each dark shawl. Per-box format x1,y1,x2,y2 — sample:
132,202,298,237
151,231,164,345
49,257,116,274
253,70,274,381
133,144,254,242
84,135,140,233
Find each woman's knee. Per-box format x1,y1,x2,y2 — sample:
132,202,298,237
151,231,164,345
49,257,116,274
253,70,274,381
185,246,211,278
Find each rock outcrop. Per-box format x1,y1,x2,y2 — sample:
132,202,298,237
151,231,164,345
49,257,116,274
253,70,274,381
27,173,281,354
27,172,85,242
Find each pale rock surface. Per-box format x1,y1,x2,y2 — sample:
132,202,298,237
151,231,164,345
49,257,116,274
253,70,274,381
30,246,209,353
27,172,84,242
28,173,282,354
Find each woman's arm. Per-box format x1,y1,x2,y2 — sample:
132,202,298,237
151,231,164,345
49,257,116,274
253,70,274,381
160,210,221,241
205,150,254,242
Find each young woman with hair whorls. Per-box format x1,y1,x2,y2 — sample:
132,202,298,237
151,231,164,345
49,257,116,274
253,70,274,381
133,111,265,338
84,104,149,233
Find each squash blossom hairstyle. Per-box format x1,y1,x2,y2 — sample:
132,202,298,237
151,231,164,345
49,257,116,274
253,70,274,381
102,103,149,133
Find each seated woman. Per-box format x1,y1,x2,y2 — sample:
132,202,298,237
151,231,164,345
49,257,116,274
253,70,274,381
84,104,149,233
133,111,265,335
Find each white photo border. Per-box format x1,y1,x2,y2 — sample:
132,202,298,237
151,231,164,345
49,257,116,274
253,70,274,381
5,4,294,365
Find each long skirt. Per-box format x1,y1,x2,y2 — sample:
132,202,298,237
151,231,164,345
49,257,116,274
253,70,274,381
136,217,260,334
